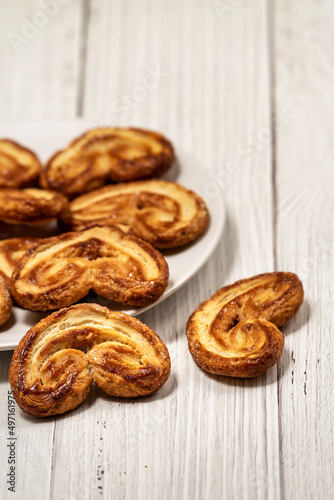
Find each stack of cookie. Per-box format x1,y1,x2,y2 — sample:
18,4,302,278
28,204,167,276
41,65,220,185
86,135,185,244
0,127,210,416
0,127,210,320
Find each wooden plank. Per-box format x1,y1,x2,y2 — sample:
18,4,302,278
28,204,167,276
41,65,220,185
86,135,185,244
51,1,280,499
0,1,83,499
0,0,84,122
274,1,334,498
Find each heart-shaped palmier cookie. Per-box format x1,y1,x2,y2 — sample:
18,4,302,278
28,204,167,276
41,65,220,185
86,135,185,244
0,188,68,226
186,272,304,378
60,179,209,249
11,226,169,311
0,139,41,188
9,303,171,417
40,127,175,198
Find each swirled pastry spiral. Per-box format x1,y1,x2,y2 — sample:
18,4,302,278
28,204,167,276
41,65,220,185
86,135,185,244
0,188,68,226
186,272,304,378
60,180,209,249
0,274,12,326
40,127,175,198
0,139,41,188
11,226,169,311
8,303,171,417
0,237,40,285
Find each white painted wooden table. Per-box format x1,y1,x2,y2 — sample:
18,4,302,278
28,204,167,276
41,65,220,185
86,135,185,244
0,1,333,499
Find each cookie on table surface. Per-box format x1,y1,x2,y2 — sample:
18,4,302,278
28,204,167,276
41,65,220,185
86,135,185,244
11,225,169,311
40,127,175,198
186,272,304,378
0,188,68,226
60,179,209,249
0,139,41,188
8,303,171,417
0,236,40,285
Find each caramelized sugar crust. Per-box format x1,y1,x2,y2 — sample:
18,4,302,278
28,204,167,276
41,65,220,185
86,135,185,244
40,127,175,198
0,237,40,284
9,303,171,417
11,226,169,311
0,274,12,327
0,139,41,188
60,179,209,249
186,272,304,378
0,188,68,226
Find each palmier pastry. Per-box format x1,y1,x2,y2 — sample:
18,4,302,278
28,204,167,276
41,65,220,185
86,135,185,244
60,180,209,249
0,188,68,226
0,274,12,326
186,272,304,378
40,127,175,198
0,139,41,188
8,303,171,417
0,237,40,285
11,226,169,311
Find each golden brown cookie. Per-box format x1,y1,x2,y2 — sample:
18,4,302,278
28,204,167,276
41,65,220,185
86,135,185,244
8,303,171,417
0,274,12,327
186,272,304,378
60,179,209,249
0,188,68,226
40,127,175,198
0,139,41,188
11,226,169,311
0,237,40,285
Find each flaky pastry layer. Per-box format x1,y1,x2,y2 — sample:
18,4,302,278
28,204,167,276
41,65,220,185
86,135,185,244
0,188,68,226
40,127,175,198
0,139,41,188
60,179,209,249
11,226,169,310
8,303,171,417
0,274,12,327
186,272,304,378
0,237,40,285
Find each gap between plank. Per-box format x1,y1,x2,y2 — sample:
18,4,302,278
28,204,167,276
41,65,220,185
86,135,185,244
48,420,57,500
76,0,91,117
266,0,283,498
267,0,278,274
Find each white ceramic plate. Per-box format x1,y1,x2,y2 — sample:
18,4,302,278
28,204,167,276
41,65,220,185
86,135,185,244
0,120,225,350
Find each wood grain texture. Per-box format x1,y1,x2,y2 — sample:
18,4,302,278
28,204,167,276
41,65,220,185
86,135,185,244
0,0,83,122
0,0,333,499
274,1,334,499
